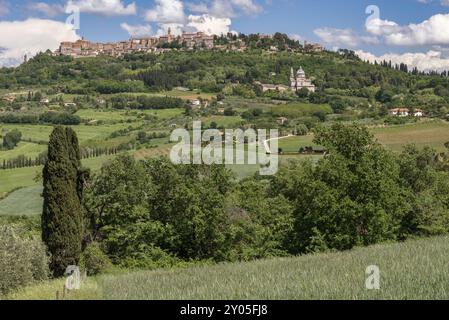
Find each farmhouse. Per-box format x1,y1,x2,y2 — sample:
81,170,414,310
277,117,289,125
413,108,425,117
389,108,410,117
2,94,15,103
389,108,425,117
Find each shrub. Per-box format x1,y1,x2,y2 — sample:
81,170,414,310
80,242,112,276
296,124,309,136
2,129,22,150
0,226,49,295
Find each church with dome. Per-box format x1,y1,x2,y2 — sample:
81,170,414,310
290,67,316,93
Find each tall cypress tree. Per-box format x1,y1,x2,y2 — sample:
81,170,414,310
42,126,84,276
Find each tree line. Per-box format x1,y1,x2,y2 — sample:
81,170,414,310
1,143,135,170
0,111,81,125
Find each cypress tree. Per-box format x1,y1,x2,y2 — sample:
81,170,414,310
41,126,84,276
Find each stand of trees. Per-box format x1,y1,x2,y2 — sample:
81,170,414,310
74,124,449,270
108,95,185,110
37,124,449,275
0,112,81,125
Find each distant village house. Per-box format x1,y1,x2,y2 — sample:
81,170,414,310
56,29,216,58
2,94,16,103
389,108,425,117
277,117,289,125
304,41,324,53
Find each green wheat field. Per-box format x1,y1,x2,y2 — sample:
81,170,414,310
4,235,448,300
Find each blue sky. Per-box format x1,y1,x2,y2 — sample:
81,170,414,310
1,0,449,70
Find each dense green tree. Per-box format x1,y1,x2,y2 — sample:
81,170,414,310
41,127,85,276
225,179,294,260
398,145,449,237
144,158,234,260
272,123,408,252
2,129,22,150
296,87,310,98
330,98,346,114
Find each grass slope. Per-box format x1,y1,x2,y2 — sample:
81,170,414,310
0,186,43,216
5,236,448,300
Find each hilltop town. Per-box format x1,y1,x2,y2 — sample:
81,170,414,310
54,30,324,58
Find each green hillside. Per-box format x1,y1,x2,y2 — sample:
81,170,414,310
1,43,449,300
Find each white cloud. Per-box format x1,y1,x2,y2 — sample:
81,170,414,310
365,18,401,37
30,2,65,17
314,27,378,47
156,23,185,36
356,49,449,72
143,0,186,36
417,0,449,6
187,0,262,17
289,34,302,42
142,0,262,36
187,14,231,35
144,0,185,24
0,18,79,67
120,23,152,37
366,13,449,46
144,0,248,36
187,2,210,13
66,0,137,16
209,0,234,17
230,0,262,15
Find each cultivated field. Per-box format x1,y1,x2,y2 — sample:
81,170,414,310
0,154,118,202
372,120,449,152
0,186,43,216
5,235,448,300
0,142,46,162
0,123,136,144
277,120,449,153
278,135,316,152
200,115,243,127
75,108,185,123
